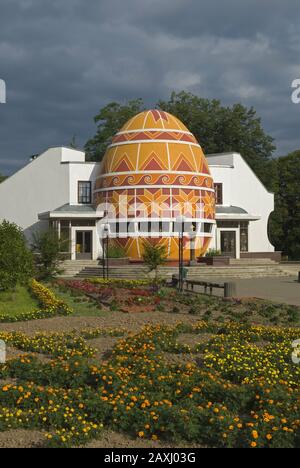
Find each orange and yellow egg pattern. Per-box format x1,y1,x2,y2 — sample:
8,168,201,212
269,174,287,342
94,110,215,261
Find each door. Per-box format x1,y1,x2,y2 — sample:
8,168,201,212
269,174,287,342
76,231,92,259
220,231,236,258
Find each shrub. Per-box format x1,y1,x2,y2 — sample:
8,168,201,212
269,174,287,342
205,249,222,257
0,220,33,290
142,242,168,282
31,229,65,279
107,242,126,258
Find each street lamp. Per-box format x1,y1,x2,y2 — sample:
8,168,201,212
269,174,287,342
176,216,185,292
102,224,110,280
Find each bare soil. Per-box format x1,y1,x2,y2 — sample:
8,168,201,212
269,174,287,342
88,336,118,360
0,311,200,335
0,430,45,448
177,332,213,348
84,430,201,449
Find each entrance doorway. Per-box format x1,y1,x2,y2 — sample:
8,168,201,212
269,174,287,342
220,231,236,258
76,231,92,260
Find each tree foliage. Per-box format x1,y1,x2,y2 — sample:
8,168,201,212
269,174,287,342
142,242,168,281
85,99,145,161
85,91,275,188
269,151,300,259
158,91,276,187
0,173,7,183
0,220,33,290
31,229,64,279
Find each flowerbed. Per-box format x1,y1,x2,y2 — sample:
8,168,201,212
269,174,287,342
0,321,299,448
87,278,159,288
0,327,126,360
30,280,72,315
56,280,104,296
56,280,162,313
0,280,72,323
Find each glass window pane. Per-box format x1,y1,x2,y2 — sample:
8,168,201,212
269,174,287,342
78,182,92,204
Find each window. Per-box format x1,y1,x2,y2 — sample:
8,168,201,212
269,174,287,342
203,223,212,233
240,222,249,252
217,221,238,228
71,220,95,227
78,181,92,204
214,183,223,205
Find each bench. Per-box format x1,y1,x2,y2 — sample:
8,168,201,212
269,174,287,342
185,279,236,298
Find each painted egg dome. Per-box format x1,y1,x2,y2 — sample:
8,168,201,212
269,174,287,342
94,109,215,261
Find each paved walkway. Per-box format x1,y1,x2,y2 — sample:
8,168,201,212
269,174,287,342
192,275,300,306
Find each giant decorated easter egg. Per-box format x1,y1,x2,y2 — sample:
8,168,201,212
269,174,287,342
94,109,215,261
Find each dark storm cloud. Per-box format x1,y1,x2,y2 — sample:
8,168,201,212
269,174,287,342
0,0,300,174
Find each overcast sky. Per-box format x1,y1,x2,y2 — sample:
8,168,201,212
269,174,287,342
0,0,300,174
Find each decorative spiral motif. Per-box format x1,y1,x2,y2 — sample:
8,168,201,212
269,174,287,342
144,175,152,184
127,176,135,185
161,175,171,184
178,176,187,185
112,177,120,186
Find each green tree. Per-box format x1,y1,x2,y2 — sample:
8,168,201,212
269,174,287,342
31,229,64,279
85,92,275,188
158,91,276,188
269,151,300,259
0,173,7,183
142,241,168,282
0,220,33,290
85,99,145,161
69,135,78,149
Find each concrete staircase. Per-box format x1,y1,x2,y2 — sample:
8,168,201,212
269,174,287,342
229,258,277,265
59,259,296,280
60,260,100,277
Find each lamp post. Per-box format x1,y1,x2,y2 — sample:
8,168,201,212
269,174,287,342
177,216,185,292
102,225,110,280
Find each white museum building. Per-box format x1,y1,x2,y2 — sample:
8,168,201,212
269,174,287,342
0,146,277,262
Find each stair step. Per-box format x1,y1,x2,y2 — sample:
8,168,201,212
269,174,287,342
59,259,295,280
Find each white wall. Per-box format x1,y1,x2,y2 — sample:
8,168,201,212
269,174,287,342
0,147,86,241
231,154,274,252
207,153,274,253
69,162,99,205
209,165,232,206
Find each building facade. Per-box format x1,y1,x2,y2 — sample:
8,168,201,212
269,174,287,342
207,152,275,259
0,144,275,262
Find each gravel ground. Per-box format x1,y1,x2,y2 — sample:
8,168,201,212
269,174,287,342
0,430,45,448
84,430,202,449
0,311,200,335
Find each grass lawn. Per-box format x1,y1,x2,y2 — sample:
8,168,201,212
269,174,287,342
0,285,38,316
